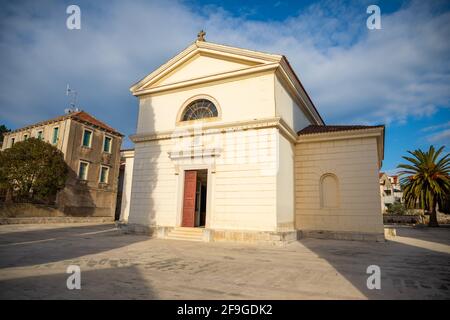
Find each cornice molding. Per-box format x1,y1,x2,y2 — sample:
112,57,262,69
297,126,385,167
297,127,384,142
129,117,297,144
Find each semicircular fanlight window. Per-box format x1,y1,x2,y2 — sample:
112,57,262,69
181,99,218,121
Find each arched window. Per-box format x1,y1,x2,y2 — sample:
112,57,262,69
181,99,218,121
320,174,339,208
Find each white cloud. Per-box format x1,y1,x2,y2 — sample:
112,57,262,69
422,121,450,132
0,0,449,141
427,128,450,143
202,0,450,124
420,121,450,143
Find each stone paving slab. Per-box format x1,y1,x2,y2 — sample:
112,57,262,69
0,223,449,299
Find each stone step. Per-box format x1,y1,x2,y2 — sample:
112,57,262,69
166,227,204,242
170,229,203,236
166,234,203,242
173,227,204,233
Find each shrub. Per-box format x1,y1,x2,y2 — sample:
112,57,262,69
386,202,407,215
0,138,68,203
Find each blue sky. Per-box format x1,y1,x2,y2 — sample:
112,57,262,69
0,0,449,173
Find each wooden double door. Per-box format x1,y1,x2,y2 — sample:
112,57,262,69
181,170,207,227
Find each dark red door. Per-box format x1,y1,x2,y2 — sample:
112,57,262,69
182,170,197,227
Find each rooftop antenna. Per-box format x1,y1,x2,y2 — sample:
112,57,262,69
65,84,79,114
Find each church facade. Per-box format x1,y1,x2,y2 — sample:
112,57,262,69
125,36,385,243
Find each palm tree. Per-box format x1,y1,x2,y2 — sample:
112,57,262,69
397,145,450,227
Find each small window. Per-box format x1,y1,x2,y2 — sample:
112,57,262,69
37,131,43,140
103,136,112,153
78,161,89,180
82,130,92,147
24,134,28,141
99,166,109,184
52,127,59,144
10,137,15,147
181,99,218,121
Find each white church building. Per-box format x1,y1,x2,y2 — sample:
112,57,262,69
122,34,385,243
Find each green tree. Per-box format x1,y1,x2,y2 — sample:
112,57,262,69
0,138,68,203
397,146,450,227
0,124,10,144
386,202,406,215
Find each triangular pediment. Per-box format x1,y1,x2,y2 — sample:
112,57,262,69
129,40,325,125
153,53,259,87
130,41,283,94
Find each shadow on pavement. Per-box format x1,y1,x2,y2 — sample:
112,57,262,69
0,265,157,299
0,223,147,268
391,225,450,246
300,227,450,299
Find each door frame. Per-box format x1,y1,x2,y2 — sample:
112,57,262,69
176,164,214,228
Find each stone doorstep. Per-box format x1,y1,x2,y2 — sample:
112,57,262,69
208,229,299,245
123,224,300,245
0,217,114,225
123,224,386,243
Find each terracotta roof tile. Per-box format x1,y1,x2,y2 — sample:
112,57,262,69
7,110,123,136
297,124,384,136
70,111,122,136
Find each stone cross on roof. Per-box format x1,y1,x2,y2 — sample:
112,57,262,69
197,30,206,41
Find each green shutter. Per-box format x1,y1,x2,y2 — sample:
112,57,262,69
52,127,59,144
103,136,111,152
79,162,87,180
100,167,108,183
83,130,92,147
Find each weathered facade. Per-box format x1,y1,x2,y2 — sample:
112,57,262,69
124,37,385,243
2,111,123,218
379,173,403,213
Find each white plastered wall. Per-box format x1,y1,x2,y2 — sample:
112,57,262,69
128,139,178,226
119,151,134,222
274,75,311,133
136,72,275,134
276,133,295,231
211,127,278,231
273,75,311,232
128,127,279,231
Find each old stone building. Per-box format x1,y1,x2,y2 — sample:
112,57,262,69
2,111,123,218
123,36,385,243
379,173,403,213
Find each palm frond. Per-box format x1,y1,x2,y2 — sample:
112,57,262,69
397,145,449,211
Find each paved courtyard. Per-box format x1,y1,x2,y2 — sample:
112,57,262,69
0,223,449,299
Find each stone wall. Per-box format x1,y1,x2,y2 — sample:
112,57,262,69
0,203,64,218
295,134,384,237
0,202,114,224
383,215,422,224
59,120,123,217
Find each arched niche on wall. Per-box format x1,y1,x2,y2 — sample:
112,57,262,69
320,173,340,208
